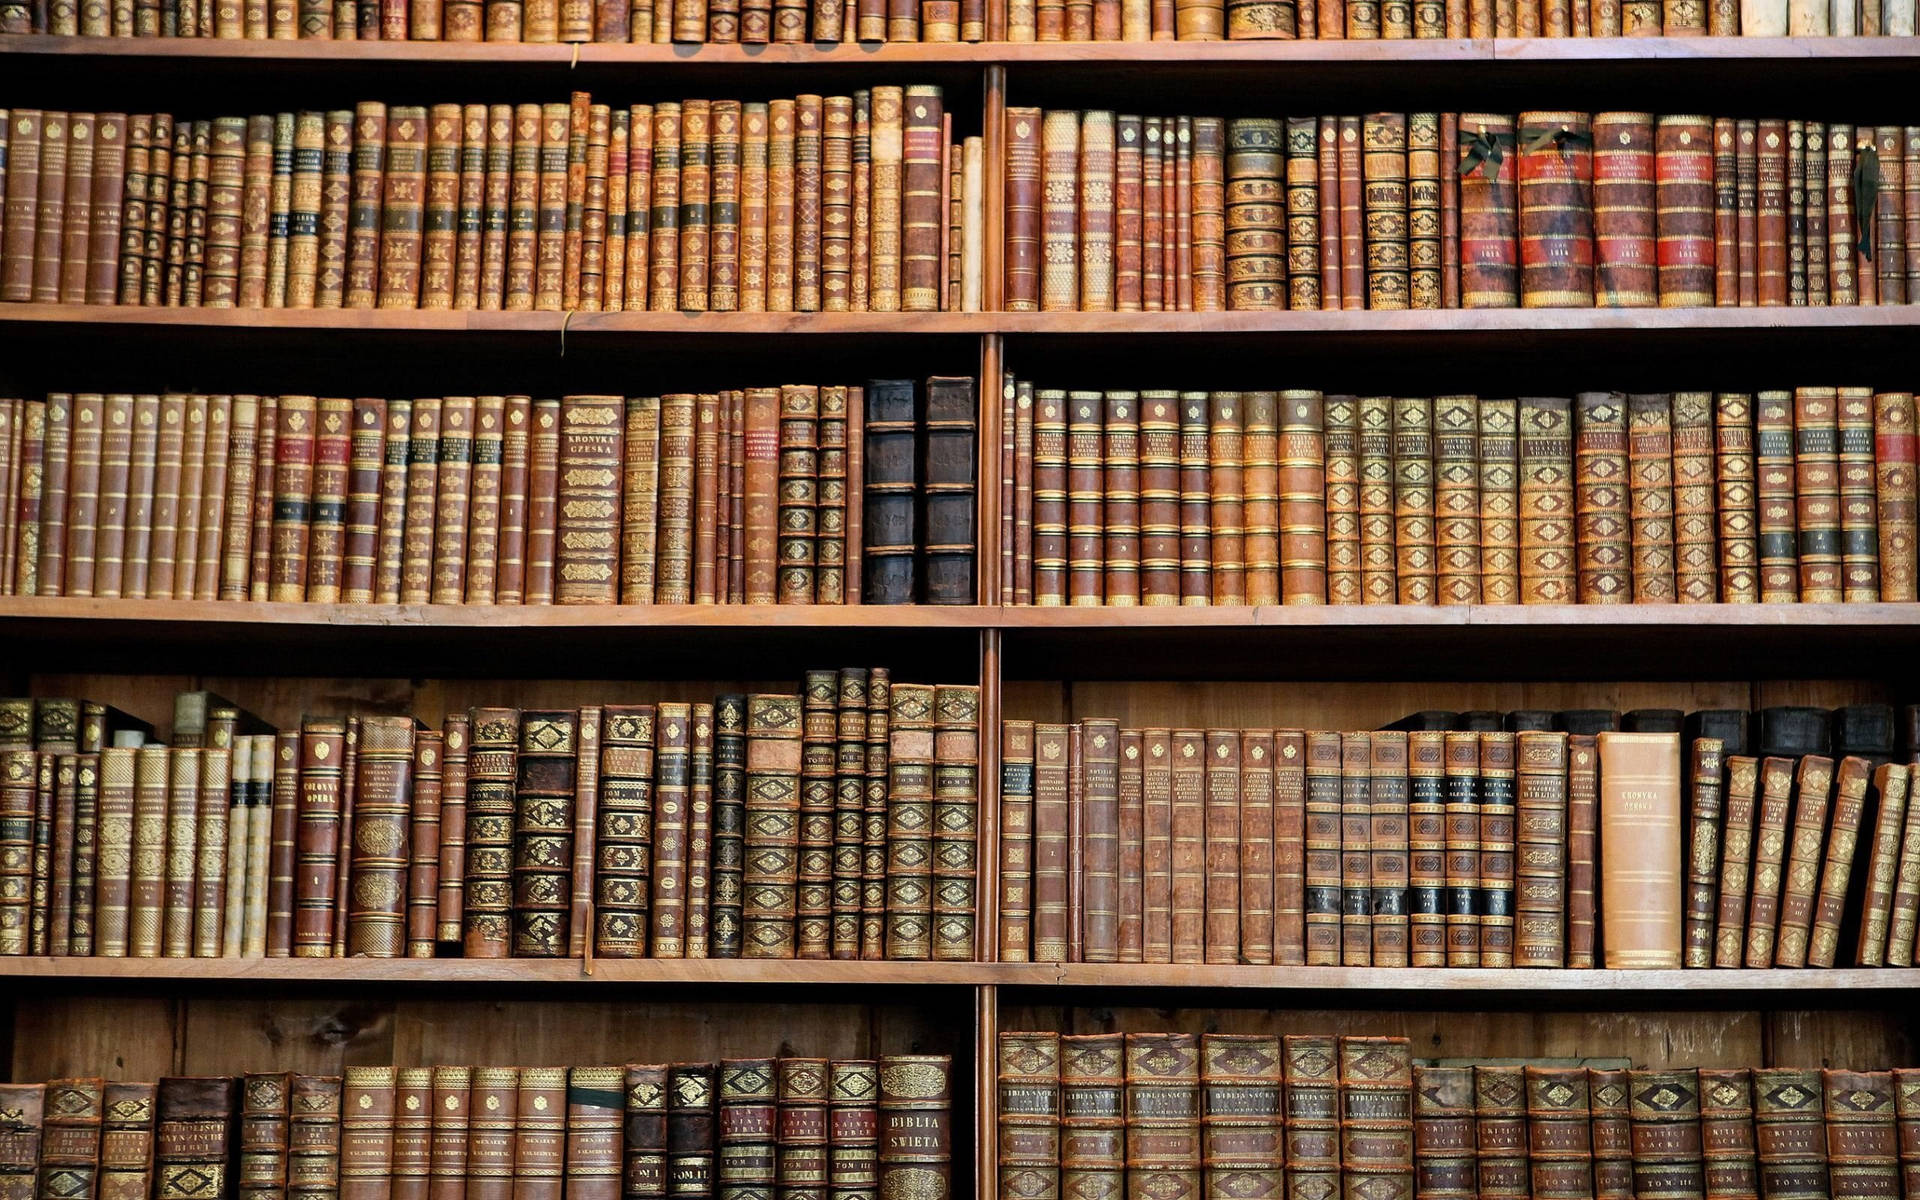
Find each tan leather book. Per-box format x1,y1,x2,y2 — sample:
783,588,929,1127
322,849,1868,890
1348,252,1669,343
1742,756,1798,967
1855,762,1912,965
1595,731,1683,968
1712,755,1760,951
1807,755,1872,968
1772,754,1834,966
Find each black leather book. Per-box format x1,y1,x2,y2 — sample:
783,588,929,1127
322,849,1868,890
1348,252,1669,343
1384,712,1458,732
1503,711,1555,733
862,380,919,606
1622,709,1685,734
1831,704,1896,764
920,376,977,606
1454,712,1504,733
1685,710,1751,759
1554,709,1621,735
1755,707,1831,758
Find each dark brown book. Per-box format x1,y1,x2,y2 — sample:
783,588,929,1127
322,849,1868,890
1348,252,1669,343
744,694,802,959
511,711,576,957
287,1077,341,1200
717,1059,776,1200
1823,1072,1897,1200
462,707,517,959
1415,1067,1475,1200
777,1061,829,1200
922,377,977,606
1591,1071,1633,1200
1808,756,1873,968
997,1034,1059,1200
239,1073,293,1200
1683,737,1726,968
1631,1070,1706,1200
877,1056,948,1200
1856,763,1912,966
1199,1035,1280,1200
1125,1035,1199,1200
1773,754,1835,967
1753,1069,1829,1200
1475,1066,1529,1200
1285,1036,1338,1200
1339,731,1372,967
513,1069,564,1200
1565,733,1599,968
156,1078,238,1200
621,1066,667,1200
37,1078,105,1200
98,1083,157,1200
1526,1067,1592,1200
465,1069,516,1200
1699,1069,1756,1200
391,1070,431,1200
0,1085,46,1200
346,715,415,959
1713,757,1762,968
1743,756,1798,967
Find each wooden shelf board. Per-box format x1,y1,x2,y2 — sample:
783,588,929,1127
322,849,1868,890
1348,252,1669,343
1,32,1915,64
1,303,1917,336
1029,963,1920,990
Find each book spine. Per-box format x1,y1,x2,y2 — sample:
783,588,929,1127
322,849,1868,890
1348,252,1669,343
1563,734,1598,969
1574,392,1630,604
98,1082,157,1200
374,398,411,605
860,673,890,961
155,1078,238,1200
744,694,802,958
400,398,441,605
1807,756,1872,967
1837,387,1881,601
1475,1067,1530,1200
1628,392,1678,602
1656,115,1716,307
1683,737,1726,968
998,721,1035,962
510,711,575,957
1525,1066,1592,1200
430,397,474,605
427,1067,470,1200
1856,763,1911,966
1773,753,1835,967
1742,756,1798,967
460,708,517,959
405,731,442,958
667,1066,715,1200
1358,396,1395,604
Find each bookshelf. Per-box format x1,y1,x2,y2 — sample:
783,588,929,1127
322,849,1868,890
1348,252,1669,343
3,25,1920,1200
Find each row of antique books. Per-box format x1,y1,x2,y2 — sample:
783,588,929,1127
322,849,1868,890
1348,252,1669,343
996,704,1920,968
0,1056,954,1200
989,385,1915,607
1004,110,1918,312
996,1032,1920,1200
0,670,983,960
4,0,1914,37
0,89,987,314
0,380,977,606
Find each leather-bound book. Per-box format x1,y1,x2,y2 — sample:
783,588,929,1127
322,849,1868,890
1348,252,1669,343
1478,732,1517,966
1732,123,1757,305
1004,108,1043,313
1407,114,1442,308
1324,396,1362,605
1358,397,1396,605
565,1068,622,1200
524,396,564,605
1415,1067,1475,1200
98,1083,157,1200
1033,390,1071,607
1565,734,1599,968
1432,396,1479,606
877,1057,949,1200
1525,1067,1591,1200
342,1067,397,1200
156,1078,238,1200
0,1084,45,1200
1699,1071,1757,1200
1078,718,1121,964
1793,387,1843,603
1061,1036,1124,1200
1238,730,1277,965
1593,112,1656,307
1121,728,1150,963
406,731,443,958
1856,763,1911,965
1406,730,1447,967
1362,114,1410,311
1753,1070,1829,1200
1075,112,1116,313
744,694,802,959
1824,125,1858,306
1368,730,1411,966
1595,731,1682,967
292,720,346,957
1629,1070,1705,1200
465,1069,517,1200
436,715,471,945
1628,393,1678,601
1711,393,1760,604
397,397,443,605
1339,732,1373,966
999,721,1036,962
1683,737,1725,968
1337,1039,1413,1200
885,686,936,961
861,673,893,961
1514,729,1567,967
393,1070,432,1200
1834,370,1883,556
1669,392,1719,603
1104,392,1144,606
828,1063,877,1200
1169,728,1206,963
1200,1035,1280,1200
463,707,518,959
428,396,474,605
1477,398,1520,605
921,377,976,605
515,1069,566,1200
1751,391,1800,603
1896,1073,1920,1200
1517,396,1574,604
714,696,748,959
1591,1071,1633,1200
1741,756,1796,968
1392,396,1435,605
345,715,415,959
718,1059,776,1200
998,1034,1060,1200
1210,393,1247,605
377,108,429,308
428,1068,470,1200
1807,756,1872,967
1823,1072,1898,1200
1772,754,1834,967
1125,1035,1199,1200
1279,118,1321,312
512,710,577,957
288,1077,341,1200
1655,116,1715,307
862,381,918,606
1625,710,1686,735
1192,120,1227,311
38,1078,105,1200
1226,119,1284,312
1517,113,1594,307
1574,392,1631,604
1285,1037,1338,1200
619,1066,667,1200
1443,731,1480,967
1203,729,1242,963
650,704,692,958
1874,392,1919,603
777,385,820,604
795,679,836,959
1459,114,1517,308
1756,120,1789,306
555,395,624,605
1755,709,1830,759
1178,395,1214,605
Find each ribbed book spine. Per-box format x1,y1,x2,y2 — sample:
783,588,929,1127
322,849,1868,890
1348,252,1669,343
1125,1035,1200,1200
1525,1067,1592,1200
